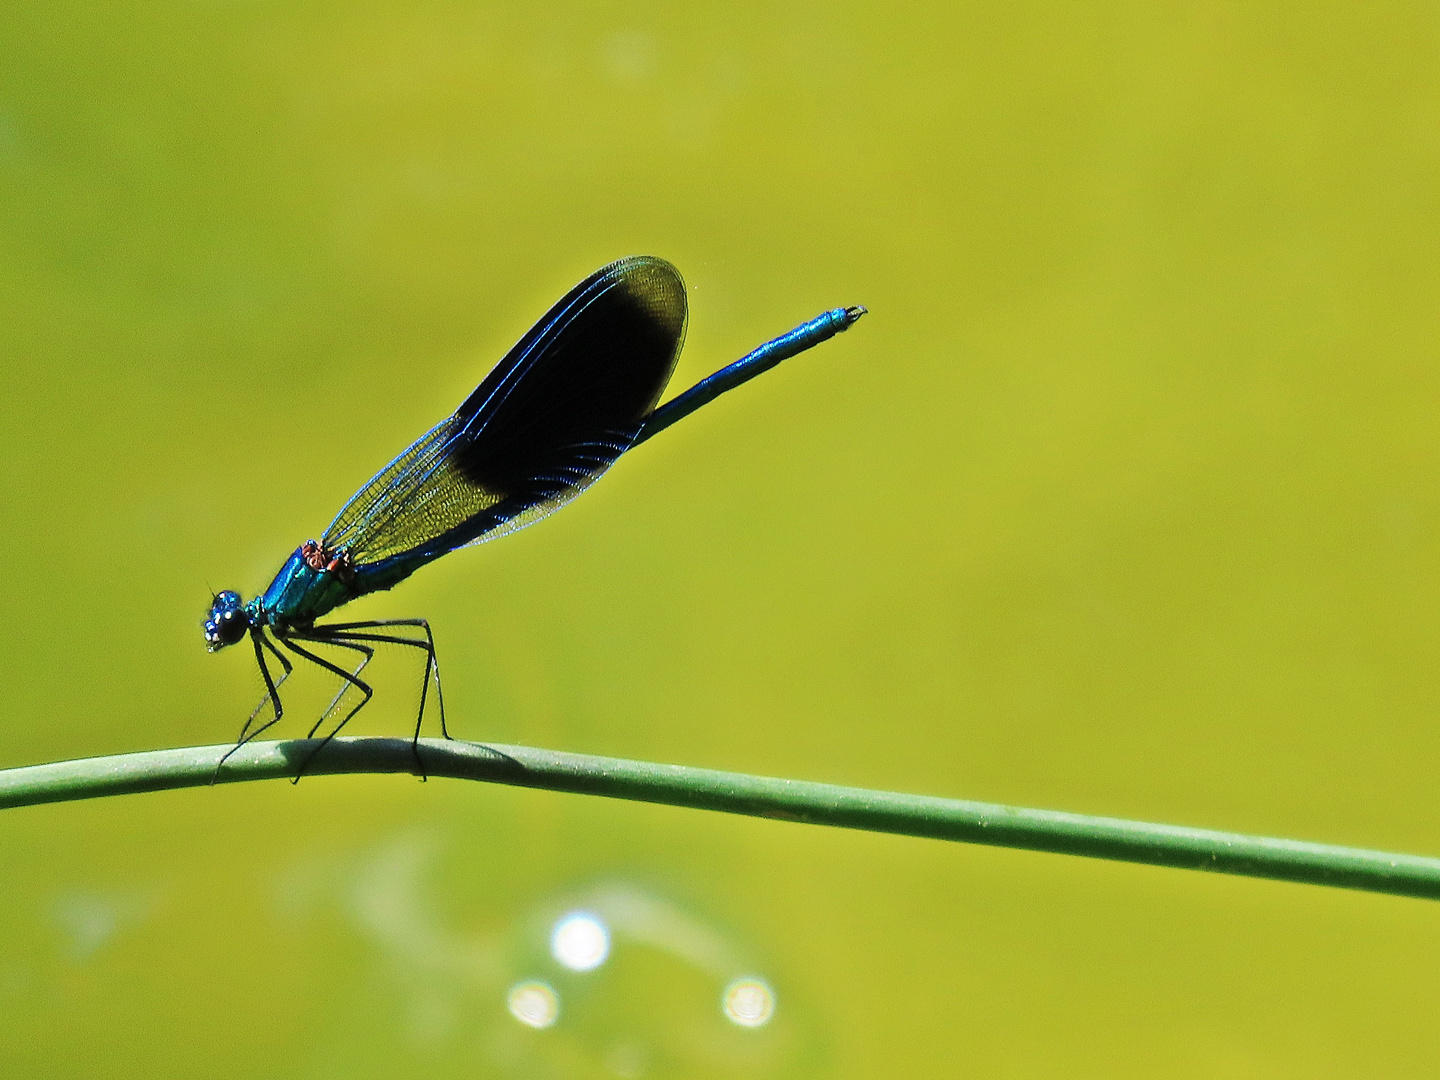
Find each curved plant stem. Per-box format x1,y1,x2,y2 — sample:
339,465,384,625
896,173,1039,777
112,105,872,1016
1,736,1436,901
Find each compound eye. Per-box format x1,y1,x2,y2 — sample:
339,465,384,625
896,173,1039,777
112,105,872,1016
215,608,247,646
205,602,248,649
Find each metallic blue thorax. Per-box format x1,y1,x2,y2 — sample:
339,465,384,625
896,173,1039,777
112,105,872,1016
245,542,440,630
247,546,361,629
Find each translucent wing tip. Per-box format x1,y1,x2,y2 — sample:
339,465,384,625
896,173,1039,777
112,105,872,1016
607,255,688,346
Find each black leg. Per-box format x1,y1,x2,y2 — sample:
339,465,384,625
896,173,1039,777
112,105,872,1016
253,631,294,718
307,636,376,731
277,635,374,740
213,629,294,782
310,618,449,739
305,626,443,777
276,633,374,781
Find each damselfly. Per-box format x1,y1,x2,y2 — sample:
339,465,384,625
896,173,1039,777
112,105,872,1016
203,256,864,775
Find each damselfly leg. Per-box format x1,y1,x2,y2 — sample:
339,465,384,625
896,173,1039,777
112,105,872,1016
298,618,448,775
274,634,374,781
212,630,294,782
217,619,449,782
307,619,448,736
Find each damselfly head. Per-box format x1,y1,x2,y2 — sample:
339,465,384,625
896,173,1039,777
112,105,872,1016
203,590,249,652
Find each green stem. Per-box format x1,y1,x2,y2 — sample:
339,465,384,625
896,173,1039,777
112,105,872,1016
1,736,1434,901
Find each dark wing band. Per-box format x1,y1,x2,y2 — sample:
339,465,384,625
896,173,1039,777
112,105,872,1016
323,256,687,565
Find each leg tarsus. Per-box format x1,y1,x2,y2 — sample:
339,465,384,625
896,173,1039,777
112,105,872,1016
214,629,294,784
311,619,448,740
276,634,374,782
308,618,448,778
312,639,375,730
217,618,449,784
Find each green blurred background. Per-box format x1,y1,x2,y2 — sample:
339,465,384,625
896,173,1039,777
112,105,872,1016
4,1,1440,1075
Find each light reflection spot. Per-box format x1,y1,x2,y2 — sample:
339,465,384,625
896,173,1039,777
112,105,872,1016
722,977,775,1027
507,981,559,1028
551,911,610,971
